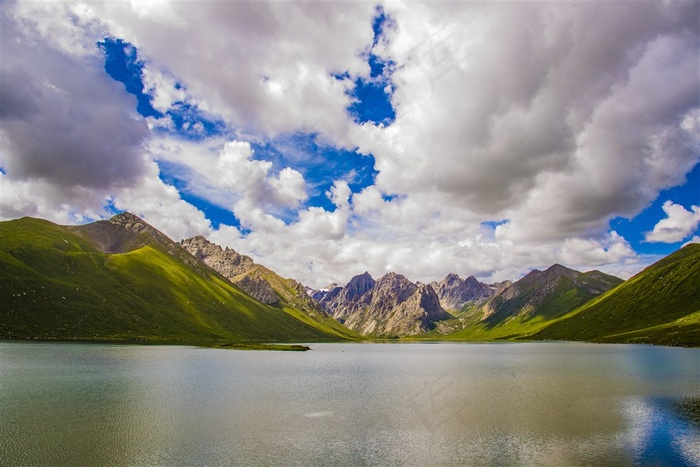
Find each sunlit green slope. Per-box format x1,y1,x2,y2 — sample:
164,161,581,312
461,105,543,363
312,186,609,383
435,265,622,341
532,243,700,347
0,217,351,342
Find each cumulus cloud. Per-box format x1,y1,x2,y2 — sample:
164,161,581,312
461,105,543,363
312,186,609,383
358,2,699,230
110,160,212,241
19,1,377,143
0,10,150,197
148,138,308,220
2,1,699,288
141,66,186,114
645,201,700,243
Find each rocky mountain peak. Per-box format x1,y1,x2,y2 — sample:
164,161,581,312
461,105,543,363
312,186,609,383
489,280,512,293
544,263,579,277
416,283,444,313
72,211,178,256
374,272,416,303
464,275,480,285
524,263,579,282
480,263,622,325
180,237,273,302
106,212,161,239
109,211,143,225
344,272,375,300
432,272,494,311
316,270,452,337
436,273,464,290
181,236,254,279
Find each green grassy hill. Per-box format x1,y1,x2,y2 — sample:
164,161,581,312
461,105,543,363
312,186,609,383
482,265,623,324
0,216,354,343
436,264,623,341
531,243,700,346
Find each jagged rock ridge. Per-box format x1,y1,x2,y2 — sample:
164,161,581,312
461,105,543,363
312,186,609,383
318,272,452,337
180,236,278,304
430,273,494,310
180,236,329,319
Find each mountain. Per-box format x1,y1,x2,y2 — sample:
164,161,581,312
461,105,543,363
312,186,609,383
431,273,494,310
442,263,623,340
531,243,700,346
488,280,512,294
318,272,452,336
180,235,354,338
0,214,353,342
481,264,624,325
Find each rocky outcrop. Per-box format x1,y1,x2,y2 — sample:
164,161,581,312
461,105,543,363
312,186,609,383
181,236,281,304
181,235,254,279
431,273,494,310
73,212,171,254
234,270,279,305
488,280,512,294
318,272,452,337
180,236,331,318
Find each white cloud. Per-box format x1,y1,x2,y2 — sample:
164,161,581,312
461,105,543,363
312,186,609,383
355,2,699,239
684,236,700,247
328,180,351,210
38,1,377,144
109,160,211,241
0,172,106,225
645,201,700,243
2,1,699,288
141,66,186,113
269,168,307,208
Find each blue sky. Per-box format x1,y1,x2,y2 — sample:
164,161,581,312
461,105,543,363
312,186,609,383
97,16,390,222
1,1,698,286
612,163,700,256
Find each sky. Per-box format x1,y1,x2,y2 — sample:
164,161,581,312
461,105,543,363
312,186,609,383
1,0,698,288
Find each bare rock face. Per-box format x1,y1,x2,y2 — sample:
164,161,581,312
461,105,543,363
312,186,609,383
180,236,331,317
488,280,512,294
319,274,374,323
73,212,170,254
180,236,279,304
431,273,494,310
345,272,376,300
318,271,452,337
234,270,279,305
181,236,254,279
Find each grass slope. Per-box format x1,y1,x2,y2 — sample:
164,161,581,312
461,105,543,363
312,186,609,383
532,243,700,346
0,217,349,343
483,267,623,326
433,267,622,342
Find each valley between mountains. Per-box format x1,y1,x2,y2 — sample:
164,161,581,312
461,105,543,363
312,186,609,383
2,213,699,347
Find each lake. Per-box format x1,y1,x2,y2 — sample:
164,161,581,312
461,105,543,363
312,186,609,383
1,341,698,466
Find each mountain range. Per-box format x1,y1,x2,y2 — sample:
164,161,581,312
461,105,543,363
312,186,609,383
0,213,355,343
313,271,451,336
1,213,698,346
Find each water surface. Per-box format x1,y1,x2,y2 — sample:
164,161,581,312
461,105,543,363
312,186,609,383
1,341,698,466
